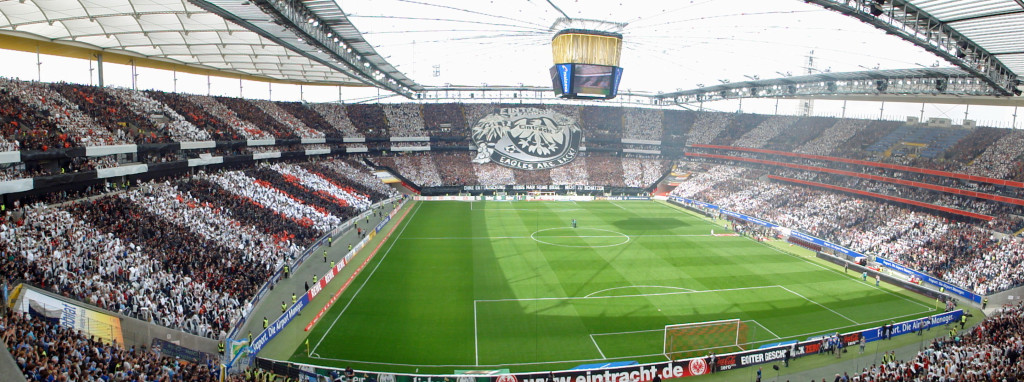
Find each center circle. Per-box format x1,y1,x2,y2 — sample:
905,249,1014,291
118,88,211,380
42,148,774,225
530,227,630,248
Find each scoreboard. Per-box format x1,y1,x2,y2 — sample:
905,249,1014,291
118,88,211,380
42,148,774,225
550,63,624,100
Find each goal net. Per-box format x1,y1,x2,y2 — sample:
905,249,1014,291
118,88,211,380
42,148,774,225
664,319,752,360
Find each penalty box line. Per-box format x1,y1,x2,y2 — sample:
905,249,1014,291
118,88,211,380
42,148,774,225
475,285,780,365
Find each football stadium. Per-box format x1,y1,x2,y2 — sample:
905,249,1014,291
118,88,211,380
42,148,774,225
0,0,1022,381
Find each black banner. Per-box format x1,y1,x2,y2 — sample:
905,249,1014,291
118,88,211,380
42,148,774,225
151,338,216,365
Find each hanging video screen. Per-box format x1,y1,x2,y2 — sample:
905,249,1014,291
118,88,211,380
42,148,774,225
549,64,623,100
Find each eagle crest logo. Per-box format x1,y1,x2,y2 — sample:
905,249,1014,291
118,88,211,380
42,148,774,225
471,108,581,170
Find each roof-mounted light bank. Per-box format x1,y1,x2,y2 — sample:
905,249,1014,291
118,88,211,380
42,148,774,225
805,0,1018,97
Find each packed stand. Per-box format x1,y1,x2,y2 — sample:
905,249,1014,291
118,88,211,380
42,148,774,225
382,104,427,137
145,91,235,141
183,94,273,140
2,77,125,147
275,101,343,139
661,110,696,145
0,79,70,152
581,106,624,142
250,99,324,139
474,162,517,186
309,103,362,137
432,152,478,185
214,97,296,139
108,87,212,142
584,155,626,186
623,108,663,141
731,116,798,149
48,82,171,145
708,114,767,146
422,103,469,139
685,112,731,146
2,311,224,382
621,158,667,188
670,164,1024,295
844,302,1024,381
962,130,1024,180
0,161,389,340
795,119,869,156
550,156,590,186
345,104,389,138
761,116,832,152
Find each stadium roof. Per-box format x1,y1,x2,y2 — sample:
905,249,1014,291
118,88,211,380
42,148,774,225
0,0,371,85
907,0,1024,76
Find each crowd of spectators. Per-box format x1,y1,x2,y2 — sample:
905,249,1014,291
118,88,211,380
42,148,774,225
623,108,663,141
145,91,235,141
214,97,296,140
685,112,731,146
670,164,1024,295
308,103,361,137
184,95,272,140
731,116,797,149
2,77,125,148
251,99,323,139
474,162,517,186
345,104,389,138
550,157,589,185
795,119,869,156
0,160,387,340
0,79,69,152
843,302,1024,381
432,152,478,185
961,130,1024,180
382,104,427,137
49,82,171,145
762,116,834,152
581,106,623,142
708,114,766,146
621,157,667,188
661,110,696,145
276,101,342,139
108,87,212,142
2,310,227,382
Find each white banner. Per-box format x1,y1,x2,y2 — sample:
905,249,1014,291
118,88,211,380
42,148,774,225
305,148,331,156
389,136,430,142
96,164,148,178
85,144,137,157
0,178,32,193
621,138,661,145
0,150,20,164
179,141,216,150
253,152,282,160
391,145,431,152
343,137,366,143
188,156,224,167
246,139,275,146
301,137,327,144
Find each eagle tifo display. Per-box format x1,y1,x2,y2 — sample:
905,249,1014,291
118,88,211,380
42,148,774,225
471,107,582,170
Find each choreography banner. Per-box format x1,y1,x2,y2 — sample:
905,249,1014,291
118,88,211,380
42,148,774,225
15,288,124,345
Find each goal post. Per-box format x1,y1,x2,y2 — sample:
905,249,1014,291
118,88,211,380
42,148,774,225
664,319,753,360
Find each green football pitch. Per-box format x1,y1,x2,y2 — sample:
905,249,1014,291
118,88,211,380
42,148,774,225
288,200,937,373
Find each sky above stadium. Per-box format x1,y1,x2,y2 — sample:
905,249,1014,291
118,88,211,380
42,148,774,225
343,0,946,91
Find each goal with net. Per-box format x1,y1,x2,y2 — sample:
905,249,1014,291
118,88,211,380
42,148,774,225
664,319,754,360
